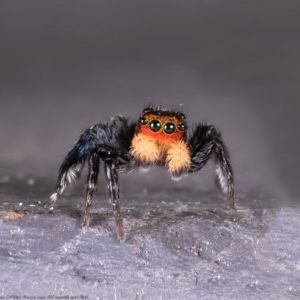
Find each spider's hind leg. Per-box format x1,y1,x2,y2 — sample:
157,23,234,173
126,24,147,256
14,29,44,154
189,123,235,209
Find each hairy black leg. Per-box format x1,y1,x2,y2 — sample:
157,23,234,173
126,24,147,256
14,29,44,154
189,123,235,209
214,139,235,209
104,160,124,239
47,128,95,211
82,151,100,227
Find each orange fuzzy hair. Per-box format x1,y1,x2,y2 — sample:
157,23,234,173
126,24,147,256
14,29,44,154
139,113,185,143
131,109,191,175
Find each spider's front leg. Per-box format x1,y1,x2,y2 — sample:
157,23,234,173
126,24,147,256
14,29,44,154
189,123,235,209
104,159,123,239
82,151,100,228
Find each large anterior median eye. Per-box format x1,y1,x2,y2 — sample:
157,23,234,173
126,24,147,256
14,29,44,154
163,122,176,134
149,120,161,132
140,117,148,125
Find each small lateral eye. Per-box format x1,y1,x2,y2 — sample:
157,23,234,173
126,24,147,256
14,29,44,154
164,122,176,134
140,117,148,125
178,123,186,131
149,120,161,132
179,113,186,120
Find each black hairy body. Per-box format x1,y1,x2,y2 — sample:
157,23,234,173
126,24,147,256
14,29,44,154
47,106,235,239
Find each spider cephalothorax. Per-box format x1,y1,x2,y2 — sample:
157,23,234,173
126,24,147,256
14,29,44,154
131,108,191,176
47,106,235,239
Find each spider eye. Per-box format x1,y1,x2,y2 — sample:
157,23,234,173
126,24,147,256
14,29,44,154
163,122,176,134
178,123,186,131
149,120,161,132
179,113,186,120
140,117,148,125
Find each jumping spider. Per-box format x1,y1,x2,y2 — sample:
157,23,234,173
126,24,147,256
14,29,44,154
47,106,235,239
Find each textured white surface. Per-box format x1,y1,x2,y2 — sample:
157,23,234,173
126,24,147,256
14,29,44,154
0,174,299,299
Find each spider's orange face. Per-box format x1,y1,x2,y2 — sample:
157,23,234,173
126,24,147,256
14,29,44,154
137,109,187,143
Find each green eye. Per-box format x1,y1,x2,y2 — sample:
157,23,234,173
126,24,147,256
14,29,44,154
163,122,176,134
140,117,148,125
178,123,186,131
149,120,161,132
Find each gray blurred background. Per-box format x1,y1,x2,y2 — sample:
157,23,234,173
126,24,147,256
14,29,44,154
0,0,299,201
